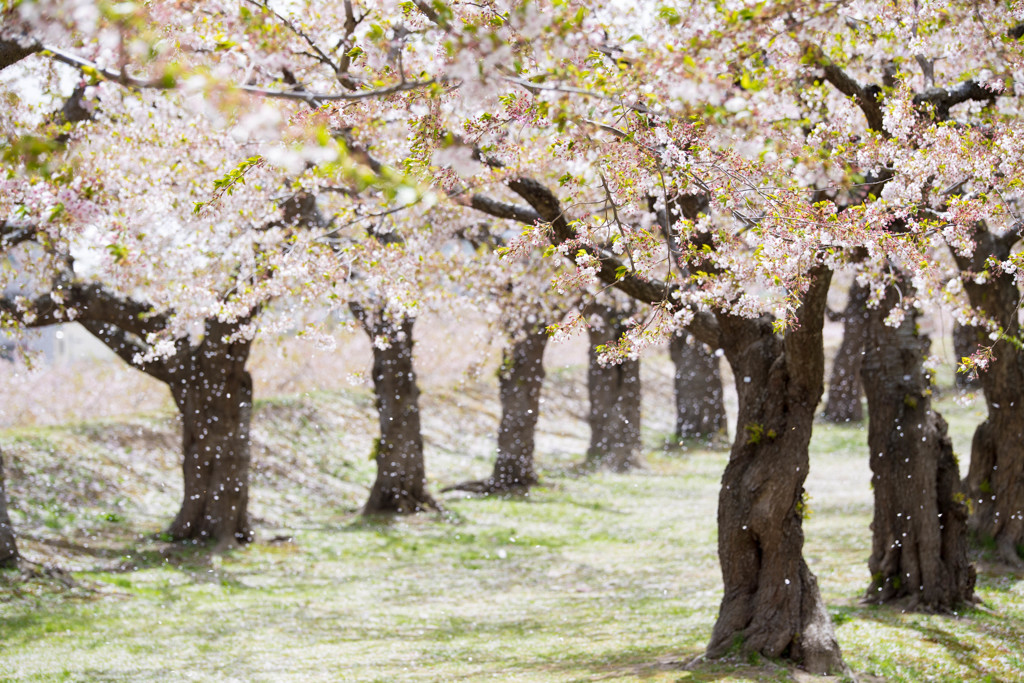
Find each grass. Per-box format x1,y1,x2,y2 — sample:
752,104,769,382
1,358,1022,682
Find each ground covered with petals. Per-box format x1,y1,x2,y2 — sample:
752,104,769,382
1,355,1022,682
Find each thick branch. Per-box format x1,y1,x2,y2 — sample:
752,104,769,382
913,80,995,120
816,57,885,133
413,0,449,28
783,265,833,392
334,0,361,89
78,320,175,383
504,176,721,347
348,300,371,333
0,34,40,71
469,194,542,224
0,281,167,338
0,221,39,249
69,283,168,336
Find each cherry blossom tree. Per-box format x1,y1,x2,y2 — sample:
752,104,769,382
5,0,1024,671
438,0,1023,667
443,240,570,495
583,294,643,471
860,269,975,608
790,1,1023,573
0,0,464,539
953,229,1024,567
0,84,332,546
668,332,727,443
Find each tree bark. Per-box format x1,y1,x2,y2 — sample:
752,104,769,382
161,319,255,546
353,305,437,514
669,332,727,442
952,322,982,391
447,322,548,494
707,267,843,675
822,280,869,423
0,450,18,568
860,277,976,608
5,280,259,547
0,35,40,72
952,227,1024,565
586,303,642,471
75,306,257,547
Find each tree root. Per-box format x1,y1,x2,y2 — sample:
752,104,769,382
362,491,444,516
441,477,534,496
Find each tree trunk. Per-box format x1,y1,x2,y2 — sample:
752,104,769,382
165,320,255,546
0,450,17,568
952,323,982,391
354,306,437,514
669,332,727,442
80,316,256,547
492,324,548,489
953,228,1024,565
447,322,548,495
822,280,869,423
707,267,843,675
586,304,642,471
860,278,976,608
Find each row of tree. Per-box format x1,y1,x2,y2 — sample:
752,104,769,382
3,0,1024,674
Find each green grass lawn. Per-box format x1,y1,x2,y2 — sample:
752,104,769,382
1,377,1022,682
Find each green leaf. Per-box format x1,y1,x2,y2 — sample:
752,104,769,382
657,6,681,26
106,243,129,264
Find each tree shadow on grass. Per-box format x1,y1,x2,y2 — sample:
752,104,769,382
831,601,1024,681
7,531,255,593
513,648,800,682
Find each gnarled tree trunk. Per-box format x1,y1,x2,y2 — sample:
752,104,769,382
586,303,641,471
861,278,975,608
499,175,842,672
0,450,17,568
447,322,548,494
669,332,727,442
79,310,257,547
353,305,437,514
164,319,254,546
953,227,1024,565
707,268,843,675
822,280,869,423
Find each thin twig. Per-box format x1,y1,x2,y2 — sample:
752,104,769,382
40,44,433,103
243,0,338,72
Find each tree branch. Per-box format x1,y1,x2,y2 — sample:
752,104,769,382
77,320,175,383
913,80,996,120
0,280,168,339
504,177,721,347
243,0,339,73
0,221,40,249
0,34,40,71
412,0,448,28
39,43,432,103
813,53,885,133
468,194,541,224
